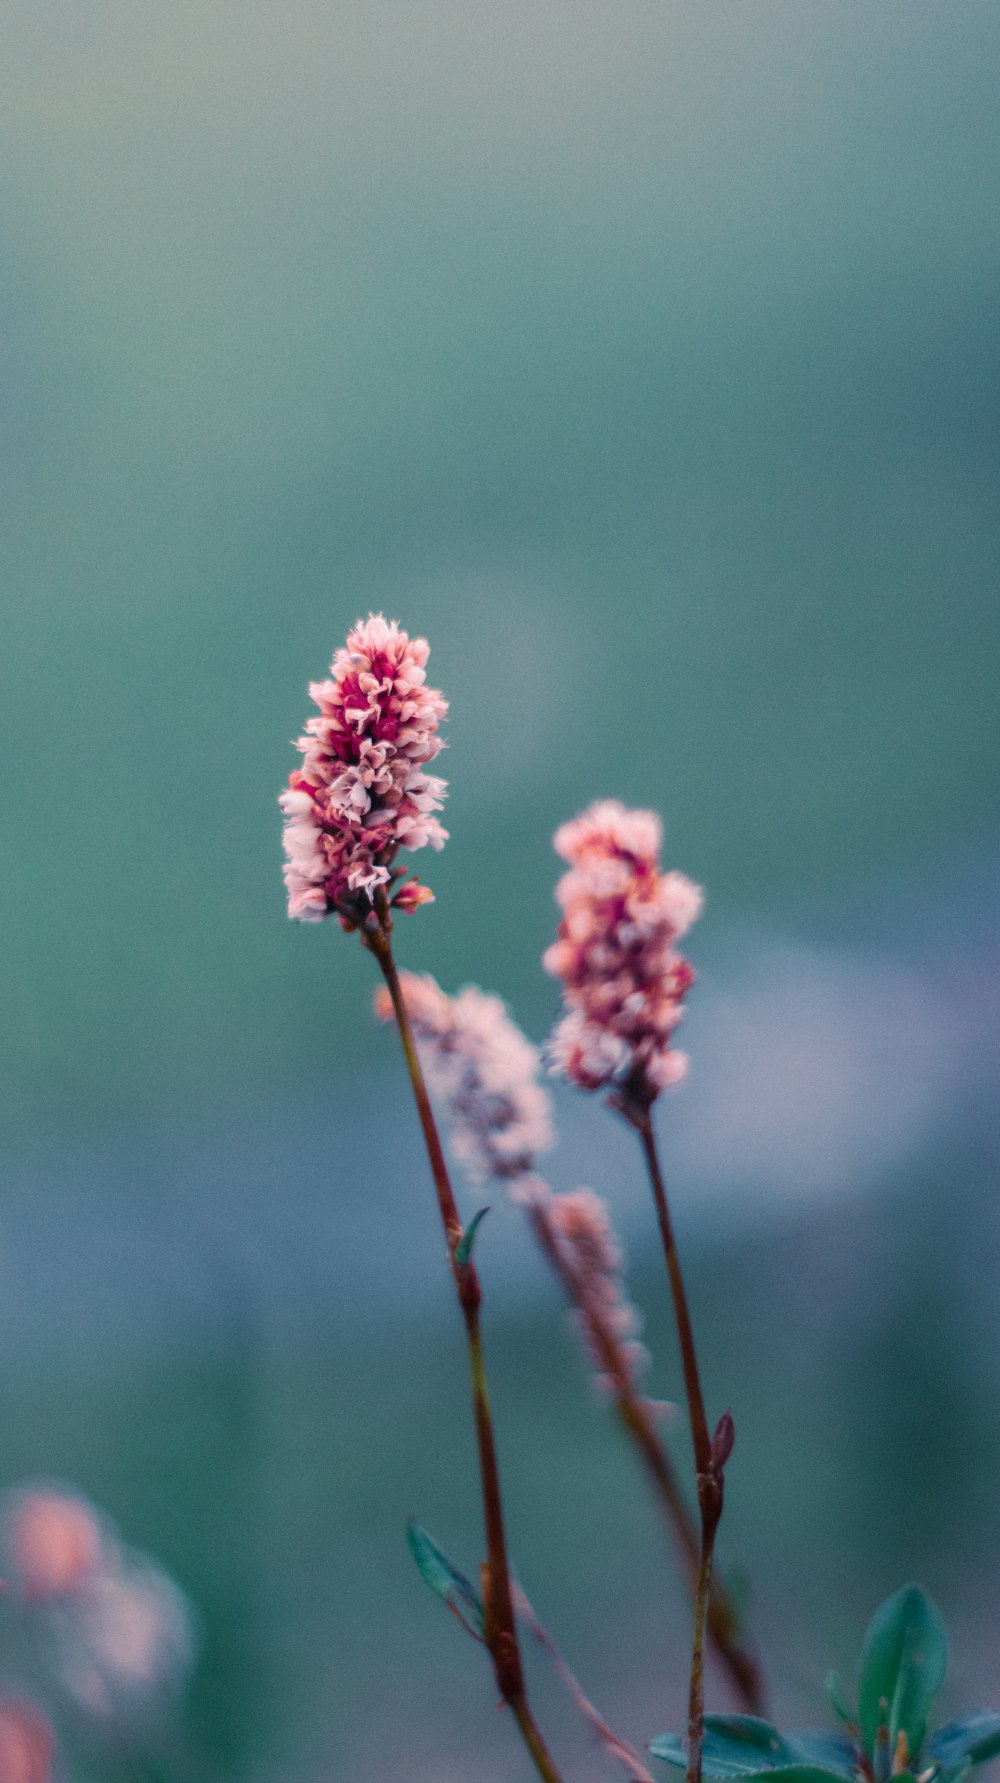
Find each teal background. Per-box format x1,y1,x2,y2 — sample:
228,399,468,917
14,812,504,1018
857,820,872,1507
1,3,998,1778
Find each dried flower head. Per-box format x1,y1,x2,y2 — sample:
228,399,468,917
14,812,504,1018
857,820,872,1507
543,1187,648,1394
374,972,554,1185
280,614,447,923
5,1487,104,1601
543,799,702,1107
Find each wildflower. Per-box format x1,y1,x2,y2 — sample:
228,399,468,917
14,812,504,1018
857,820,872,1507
5,1487,104,1601
280,614,448,923
540,1186,648,1394
0,1699,54,1783
56,1561,194,1719
543,799,702,1108
374,972,554,1185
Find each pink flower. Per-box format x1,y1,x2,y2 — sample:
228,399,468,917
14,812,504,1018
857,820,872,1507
543,799,702,1108
280,615,448,923
5,1488,104,1601
537,1186,648,1394
0,1699,54,1783
374,972,554,1185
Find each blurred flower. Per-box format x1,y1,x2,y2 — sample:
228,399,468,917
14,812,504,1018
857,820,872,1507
530,1184,648,1396
280,613,448,923
544,800,701,1107
0,1698,54,1783
56,1559,194,1721
5,1487,104,1602
374,972,553,1184
3,1483,196,1735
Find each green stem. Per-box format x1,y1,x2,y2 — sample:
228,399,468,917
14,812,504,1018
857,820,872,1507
368,921,563,1783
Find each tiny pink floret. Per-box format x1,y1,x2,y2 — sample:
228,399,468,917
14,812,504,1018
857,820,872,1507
280,614,448,921
544,799,702,1105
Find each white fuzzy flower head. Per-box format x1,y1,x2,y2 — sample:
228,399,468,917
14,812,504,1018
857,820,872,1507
375,972,554,1185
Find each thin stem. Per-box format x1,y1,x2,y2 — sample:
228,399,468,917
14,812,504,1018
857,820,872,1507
635,1116,711,1475
687,1516,720,1783
528,1198,763,1714
368,922,563,1783
632,1110,728,1783
512,1700,570,1783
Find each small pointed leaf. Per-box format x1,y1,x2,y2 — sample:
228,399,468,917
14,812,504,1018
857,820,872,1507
858,1586,948,1761
456,1207,489,1267
926,1714,1000,1775
405,1520,484,1639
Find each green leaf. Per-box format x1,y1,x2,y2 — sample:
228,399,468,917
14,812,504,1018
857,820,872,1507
926,1714,1000,1775
826,1673,857,1729
650,1718,796,1776
649,1722,777,1775
405,1520,484,1639
455,1207,489,1266
762,1770,862,1783
858,1585,948,1761
785,1730,858,1777
649,1721,856,1782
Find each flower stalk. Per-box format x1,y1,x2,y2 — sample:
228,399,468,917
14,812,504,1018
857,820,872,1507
364,911,563,1783
629,1107,730,1783
526,1190,761,1714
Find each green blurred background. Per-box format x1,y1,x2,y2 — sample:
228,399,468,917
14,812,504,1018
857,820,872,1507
1,2,998,1777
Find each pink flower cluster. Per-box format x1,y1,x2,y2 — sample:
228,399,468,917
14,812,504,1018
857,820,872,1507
280,614,448,922
543,800,702,1106
374,972,553,1185
3,1486,195,1723
544,1187,648,1394
0,1698,53,1783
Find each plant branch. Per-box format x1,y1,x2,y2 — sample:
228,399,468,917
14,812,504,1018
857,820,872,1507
526,1195,763,1714
366,917,563,1783
630,1109,732,1783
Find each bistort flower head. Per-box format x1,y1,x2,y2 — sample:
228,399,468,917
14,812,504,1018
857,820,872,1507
544,799,702,1108
374,972,554,1186
280,614,448,923
544,1187,648,1395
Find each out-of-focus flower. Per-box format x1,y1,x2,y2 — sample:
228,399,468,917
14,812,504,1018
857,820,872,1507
280,614,448,923
543,799,702,1108
56,1560,194,1721
0,1698,54,1783
374,972,554,1185
531,1185,648,1395
5,1488,104,1602
3,1483,196,1734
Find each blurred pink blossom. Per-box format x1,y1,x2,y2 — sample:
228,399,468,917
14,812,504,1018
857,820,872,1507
544,799,701,1107
280,614,447,923
375,972,553,1184
540,1186,648,1395
0,1699,54,1783
5,1488,104,1602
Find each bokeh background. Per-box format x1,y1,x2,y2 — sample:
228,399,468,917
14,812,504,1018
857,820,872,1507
2,2,999,1777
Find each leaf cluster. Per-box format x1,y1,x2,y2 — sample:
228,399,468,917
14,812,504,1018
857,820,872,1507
650,1588,1000,1783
